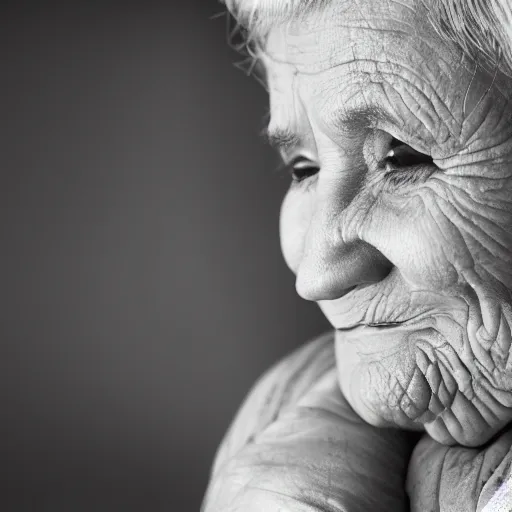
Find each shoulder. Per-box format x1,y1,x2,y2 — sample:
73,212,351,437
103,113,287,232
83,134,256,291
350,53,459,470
210,330,336,477
203,330,412,512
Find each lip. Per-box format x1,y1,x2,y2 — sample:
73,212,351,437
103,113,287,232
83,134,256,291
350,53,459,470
318,283,407,330
319,274,443,331
334,311,435,334
322,278,466,336
336,321,405,333
366,321,403,328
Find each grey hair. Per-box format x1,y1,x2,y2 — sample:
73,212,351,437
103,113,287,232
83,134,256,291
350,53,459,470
221,0,512,77
428,0,512,77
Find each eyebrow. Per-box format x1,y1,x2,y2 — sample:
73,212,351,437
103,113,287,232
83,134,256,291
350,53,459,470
330,104,390,134
259,105,396,154
260,125,303,153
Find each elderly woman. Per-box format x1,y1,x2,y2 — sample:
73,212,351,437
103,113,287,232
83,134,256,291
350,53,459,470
203,0,512,510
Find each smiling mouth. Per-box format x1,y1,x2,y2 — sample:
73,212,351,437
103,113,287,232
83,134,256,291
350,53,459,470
323,282,435,332
366,321,403,328
335,310,435,332
336,321,405,332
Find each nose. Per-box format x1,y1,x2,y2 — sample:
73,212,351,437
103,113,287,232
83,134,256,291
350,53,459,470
295,191,393,301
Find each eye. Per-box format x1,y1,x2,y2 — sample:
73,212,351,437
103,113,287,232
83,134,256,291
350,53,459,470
284,155,320,183
379,137,437,188
384,138,433,169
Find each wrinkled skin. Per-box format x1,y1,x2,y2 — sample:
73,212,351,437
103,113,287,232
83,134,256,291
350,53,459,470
271,0,512,447
203,334,414,511
203,335,512,510
408,425,512,510
204,0,512,509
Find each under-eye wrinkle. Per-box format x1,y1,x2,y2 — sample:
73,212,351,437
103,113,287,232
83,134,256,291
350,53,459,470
382,165,437,188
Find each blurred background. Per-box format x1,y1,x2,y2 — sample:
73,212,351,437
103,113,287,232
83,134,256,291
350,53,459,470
2,2,329,510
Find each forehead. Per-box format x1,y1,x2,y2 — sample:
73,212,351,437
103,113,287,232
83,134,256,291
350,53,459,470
259,0,457,89
258,0,463,142
258,0,447,58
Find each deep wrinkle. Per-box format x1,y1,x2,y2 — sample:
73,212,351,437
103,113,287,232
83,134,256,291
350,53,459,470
261,43,461,163
265,0,512,450
204,1,512,510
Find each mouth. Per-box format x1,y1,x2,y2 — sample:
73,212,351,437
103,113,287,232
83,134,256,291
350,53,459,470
365,321,404,328
320,275,440,332
336,320,405,332
333,309,438,334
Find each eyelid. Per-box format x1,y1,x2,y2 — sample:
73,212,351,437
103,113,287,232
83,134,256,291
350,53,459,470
288,154,316,167
386,131,432,157
280,149,318,167
276,153,320,184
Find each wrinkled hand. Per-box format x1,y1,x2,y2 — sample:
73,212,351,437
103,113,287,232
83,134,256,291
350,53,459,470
202,333,413,511
408,430,512,511
202,333,512,511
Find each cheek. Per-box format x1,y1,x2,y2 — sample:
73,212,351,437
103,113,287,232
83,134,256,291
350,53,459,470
362,175,512,292
279,188,314,274
359,185,465,290
337,175,512,447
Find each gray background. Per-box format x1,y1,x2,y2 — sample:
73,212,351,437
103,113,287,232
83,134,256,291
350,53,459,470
2,2,329,510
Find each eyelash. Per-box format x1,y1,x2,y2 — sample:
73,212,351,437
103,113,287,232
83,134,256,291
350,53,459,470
278,156,320,183
380,139,436,185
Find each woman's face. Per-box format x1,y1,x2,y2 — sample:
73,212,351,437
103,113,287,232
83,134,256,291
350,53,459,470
262,0,512,446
